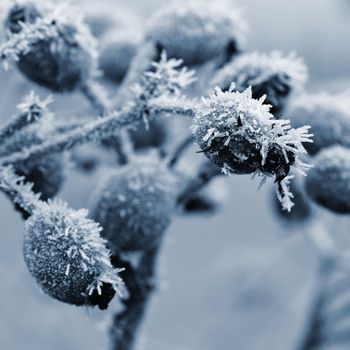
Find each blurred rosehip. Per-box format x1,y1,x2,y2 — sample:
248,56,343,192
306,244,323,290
305,146,350,214
4,2,98,92
212,51,307,116
91,154,177,253
23,200,122,308
99,32,139,83
145,1,248,66
287,92,350,155
129,119,169,150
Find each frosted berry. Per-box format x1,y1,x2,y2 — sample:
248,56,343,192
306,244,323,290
287,93,350,155
91,154,177,253
4,2,97,92
99,33,138,83
212,51,307,116
305,146,350,214
23,200,122,308
145,2,247,66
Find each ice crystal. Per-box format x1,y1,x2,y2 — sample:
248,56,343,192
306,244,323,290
212,51,307,115
145,1,248,65
23,199,123,306
193,85,313,210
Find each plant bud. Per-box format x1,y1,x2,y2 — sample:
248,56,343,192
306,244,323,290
305,146,350,214
91,154,177,253
99,32,139,83
145,2,247,66
23,200,122,307
287,93,350,155
212,51,307,116
4,2,97,92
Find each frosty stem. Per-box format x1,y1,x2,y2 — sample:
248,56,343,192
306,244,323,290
167,134,194,168
0,101,178,166
110,246,160,350
81,80,133,165
0,166,40,215
177,160,222,205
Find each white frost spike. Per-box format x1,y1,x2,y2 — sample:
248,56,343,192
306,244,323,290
276,175,295,212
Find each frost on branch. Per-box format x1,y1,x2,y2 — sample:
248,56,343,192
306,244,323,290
212,51,307,116
23,199,123,308
1,1,98,91
193,85,313,211
127,51,196,127
0,92,64,207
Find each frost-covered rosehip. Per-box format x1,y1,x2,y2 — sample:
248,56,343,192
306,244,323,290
287,93,350,155
145,2,247,66
212,51,307,116
23,200,122,307
91,155,177,253
4,2,97,92
305,146,350,214
99,33,139,83
193,85,313,210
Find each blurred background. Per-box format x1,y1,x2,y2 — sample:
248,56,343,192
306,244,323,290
0,0,349,349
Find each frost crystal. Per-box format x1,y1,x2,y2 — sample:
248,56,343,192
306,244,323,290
193,85,313,210
23,199,123,306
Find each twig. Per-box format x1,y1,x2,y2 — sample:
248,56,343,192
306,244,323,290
176,160,222,205
167,134,194,168
110,246,160,350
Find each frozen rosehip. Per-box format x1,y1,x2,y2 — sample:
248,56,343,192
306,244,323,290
4,2,97,92
99,32,139,83
212,51,307,116
91,155,177,253
305,146,350,214
23,200,122,307
287,93,350,155
145,2,247,66
193,85,313,210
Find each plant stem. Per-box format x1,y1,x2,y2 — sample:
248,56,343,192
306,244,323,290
167,134,194,168
110,246,160,350
177,161,222,205
0,99,194,166
81,80,133,164
0,166,40,215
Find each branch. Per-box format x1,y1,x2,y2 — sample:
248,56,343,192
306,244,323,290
110,246,160,350
177,161,222,205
